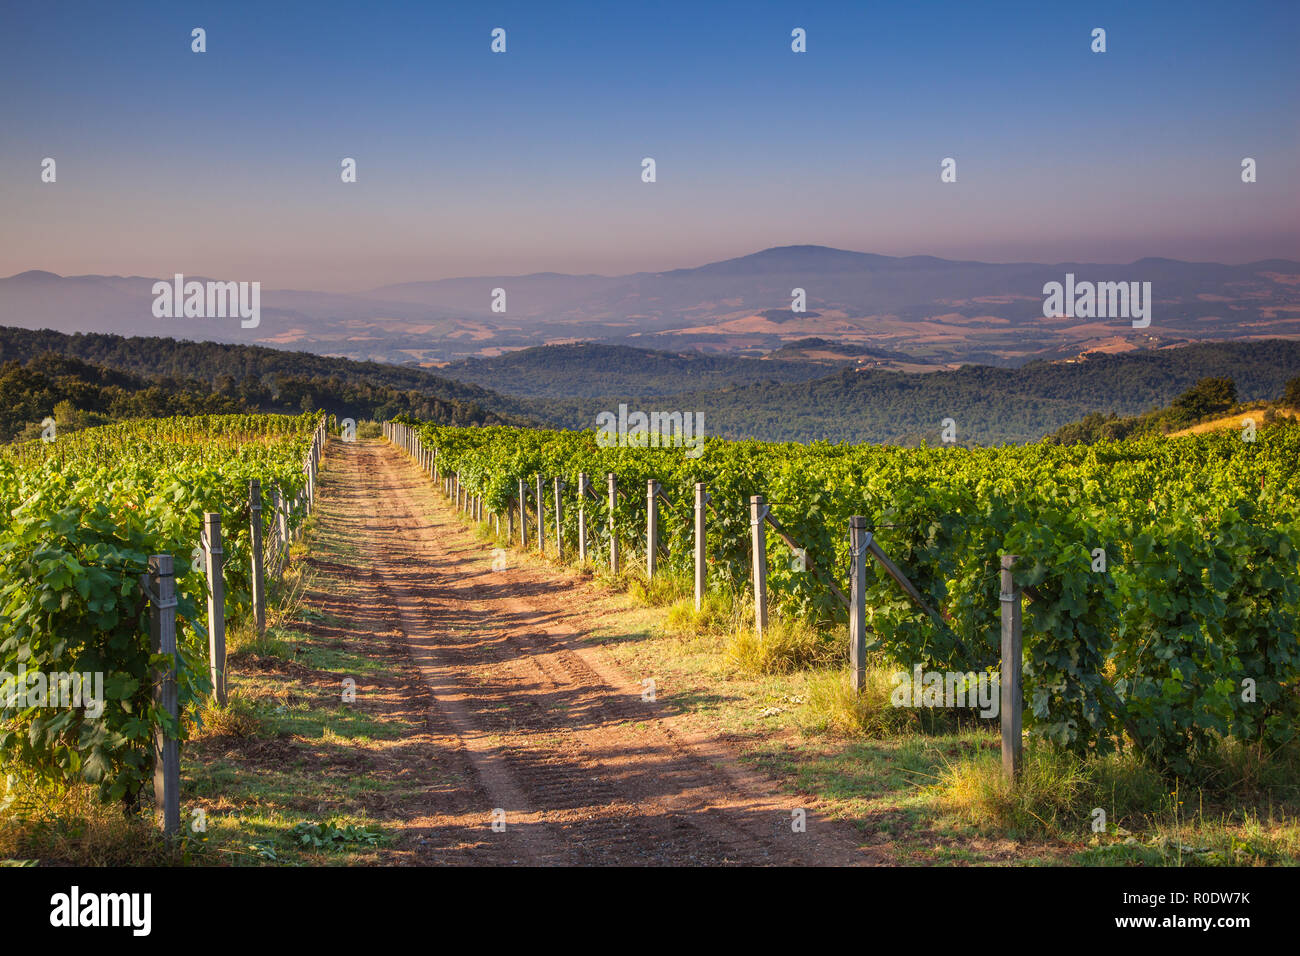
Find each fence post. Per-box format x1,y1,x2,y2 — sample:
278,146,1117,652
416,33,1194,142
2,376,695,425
553,477,564,560
274,489,289,556
1000,554,1023,783
646,479,660,578
518,479,528,547
608,472,620,574
849,516,868,693
751,495,769,638
147,554,180,837
203,513,227,707
577,472,589,563
535,475,545,552
249,479,266,637
305,454,314,515
694,483,709,612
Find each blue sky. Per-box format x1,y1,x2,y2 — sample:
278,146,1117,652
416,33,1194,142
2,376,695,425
2,0,1297,289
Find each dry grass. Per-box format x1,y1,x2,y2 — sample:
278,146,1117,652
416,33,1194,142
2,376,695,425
797,666,922,738
0,777,193,866
724,616,839,675
190,691,265,740
934,743,1167,839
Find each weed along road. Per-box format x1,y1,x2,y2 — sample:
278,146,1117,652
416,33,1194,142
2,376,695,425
315,437,875,865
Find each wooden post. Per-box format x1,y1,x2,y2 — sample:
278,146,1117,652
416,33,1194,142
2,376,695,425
849,516,868,693
249,479,266,636
203,513,227,706
305,454,314,515
147,554,180,837
553,477,564,560
274,489,289,556
1000,554,1023,783
578,472,589,563
433,448,439,483
694,483,708,612
646,479,660,578
535,475,545,552
607,473,620,574
751,495,769,638
518,479,528,547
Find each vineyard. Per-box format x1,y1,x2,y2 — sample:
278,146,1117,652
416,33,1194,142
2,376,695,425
0,414,323,806
399,417,1300,772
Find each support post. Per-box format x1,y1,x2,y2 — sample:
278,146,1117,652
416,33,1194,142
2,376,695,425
1000,554,1023,783
518,479,528,547
694,483,709,612
751,495,768,638
849,516,868,693
147,554,180,837
646,479,660,578
607,472,619,574
554,477,564,560
203,513,226,706
536,474,545,552
249,479,266,636
577,472,589,563
275,489,289,556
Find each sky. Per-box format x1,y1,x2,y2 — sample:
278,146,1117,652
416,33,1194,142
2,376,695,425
1,0,1297,291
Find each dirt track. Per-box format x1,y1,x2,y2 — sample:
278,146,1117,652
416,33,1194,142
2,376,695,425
310,437,875,865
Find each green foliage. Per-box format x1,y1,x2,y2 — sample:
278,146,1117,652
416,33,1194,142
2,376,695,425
518,340,1300,445
411,417,1300,769
0,329,524,442
1167,376,1238,425
0,414,318,803
1282,375,1300,409
290,820,383,849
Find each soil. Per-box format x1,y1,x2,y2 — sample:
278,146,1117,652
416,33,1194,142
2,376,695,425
306,437,879,865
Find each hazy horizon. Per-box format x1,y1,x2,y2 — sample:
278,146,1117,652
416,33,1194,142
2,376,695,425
7,241,1300,297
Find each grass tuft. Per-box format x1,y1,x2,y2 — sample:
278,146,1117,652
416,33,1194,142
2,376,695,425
724,616,838,675
191,692,266,740
798,667,921,738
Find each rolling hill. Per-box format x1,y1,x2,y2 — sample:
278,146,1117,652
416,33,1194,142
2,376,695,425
4,246,1298,366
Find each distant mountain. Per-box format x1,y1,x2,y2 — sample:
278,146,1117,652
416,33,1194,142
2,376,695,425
4,246,1297,366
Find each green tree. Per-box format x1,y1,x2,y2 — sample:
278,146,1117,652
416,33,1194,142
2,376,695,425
1282,375,1300,409
1168,376,1237,424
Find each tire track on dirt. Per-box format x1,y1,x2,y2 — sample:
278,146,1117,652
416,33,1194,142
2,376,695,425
337,438,875,865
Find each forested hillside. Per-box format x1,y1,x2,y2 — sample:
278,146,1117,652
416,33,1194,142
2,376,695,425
4,326,1297,446
437,342,847,397
0,336,524,442
523,340,1300,444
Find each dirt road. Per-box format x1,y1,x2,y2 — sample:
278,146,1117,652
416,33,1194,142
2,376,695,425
308,437,874,865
